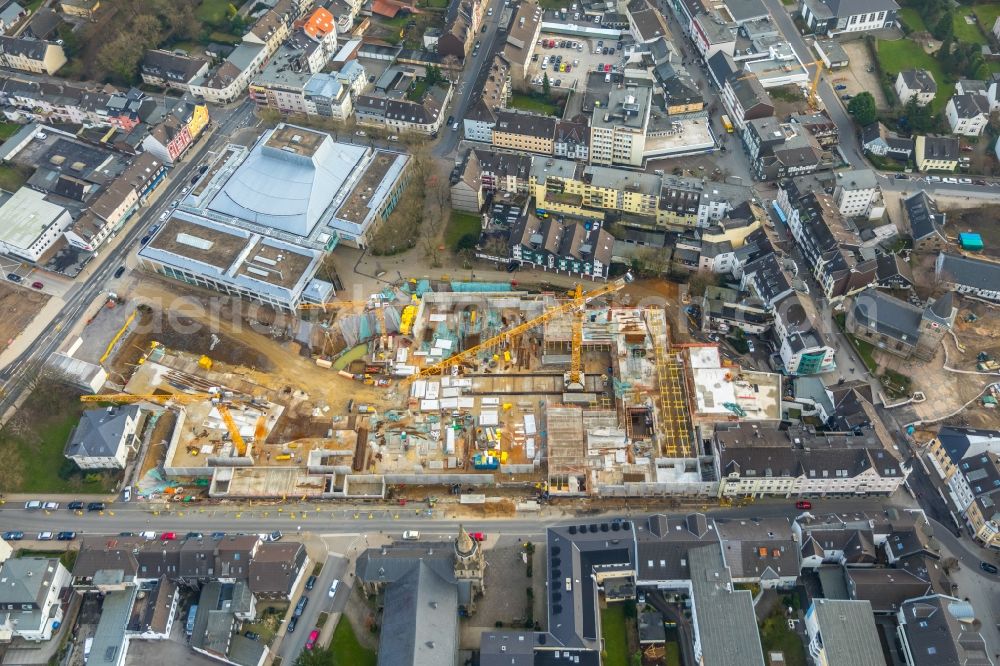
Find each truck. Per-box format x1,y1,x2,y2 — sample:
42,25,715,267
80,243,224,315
721,114,734,133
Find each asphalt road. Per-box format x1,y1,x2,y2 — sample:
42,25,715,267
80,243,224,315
435,0,507,157
0,100,255,412
278,553,349,662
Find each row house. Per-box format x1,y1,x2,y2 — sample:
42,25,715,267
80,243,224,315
715,422,906,498
742,116,824,181
249,65,362,120
450,147,532,213
510,213,614,279
189,0,302,104
64,152,166,251
140,50,211,92
934,252,1000,302
776,179,879,304
0,558,71,642
926,426,1000,547
0,35,66,74
355,82,453,135
462,54,512,142
436,0,487,60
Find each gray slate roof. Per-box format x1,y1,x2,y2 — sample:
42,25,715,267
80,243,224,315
937,252,1000,293
688,545,765,666
808,599,886,666
898,595,993,666
65,405,139,460
378,561,459,666
851,288,922,343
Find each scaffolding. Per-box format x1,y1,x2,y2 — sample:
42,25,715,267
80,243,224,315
646,311,692,458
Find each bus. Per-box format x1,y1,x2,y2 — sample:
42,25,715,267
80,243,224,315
721,114,734,133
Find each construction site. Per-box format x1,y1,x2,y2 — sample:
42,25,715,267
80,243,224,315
74,277,783,501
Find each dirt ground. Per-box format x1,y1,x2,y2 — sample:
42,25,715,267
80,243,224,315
122,278,391,412
942,205,1000,260
837,41,889,110
0,282,49,347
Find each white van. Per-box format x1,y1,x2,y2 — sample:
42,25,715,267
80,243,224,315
403,530,420,540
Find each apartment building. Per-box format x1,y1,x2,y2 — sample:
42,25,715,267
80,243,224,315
0,558,71,642
0,35,66,74
722,73,774,129
777,180,879,304
250,59,363,121
462,54,511,142
805,600,886,666
914,135,959,172
715,422,905,498
926,425,1000,535
491,109,557,154
141,50,211,91
897,595,993,666
510,213,614,279
743,117,824,181
501,1,542,85
832,169,883,219
945,93,989,137
355,65,453,135
589,85,652,167
189,0,302,104
934,252,1000,301
740,252,836,374
894,70,936,107
64,405,141,470
450,147,532,212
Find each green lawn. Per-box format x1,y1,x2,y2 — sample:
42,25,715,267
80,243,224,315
600,605,629,666
876,39,953,114
19,549,78,570
424,0,448,7
0,384,117,494
0,121,23,140
208,31,244,44
509,93,559,116
972,3,1000,30
664,641,681,666
953,12,987,45
445,211,481,251
407,80,428,102
898,7,926,32
0,164,28,191
196,0,232,26
759,613,808,666
330,618,376,666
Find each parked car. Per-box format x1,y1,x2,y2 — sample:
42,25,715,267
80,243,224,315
57,531,76,541
87,502,106,512
329,580,340,598
471,532,486,541
834,84,847,90
113,266,126,279
186,532,203,539
305,575,317,591
68,501,84,510
795,500,812,510
306,629,320,650
355,130,367,137
294,596,309,617
244,631,260,641
37,532,54,541
119,532,136,537
160,532,177,541
123,486,132,502
840,94,852,100
31,281,43,289
7,273,21,282
287,616,298,633
402,530,420,540
981,562,998,575
43,501,59,510
211,532,226,540
24,500,42,510
2,531,24,540
140,236,150,245
746,340,755,353
267,530,283,542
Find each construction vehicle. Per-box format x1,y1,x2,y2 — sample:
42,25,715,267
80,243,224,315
400,279,626,386
80,390,250,456
722,402,747,417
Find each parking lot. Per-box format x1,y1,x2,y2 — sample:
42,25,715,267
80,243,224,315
524,34,627,93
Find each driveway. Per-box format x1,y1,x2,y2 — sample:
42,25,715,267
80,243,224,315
277,554,350,662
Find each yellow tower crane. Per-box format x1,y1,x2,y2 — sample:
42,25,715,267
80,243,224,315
401,278,626,386
567,284,585,391
80,392,249,457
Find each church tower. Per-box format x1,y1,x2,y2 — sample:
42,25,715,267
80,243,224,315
915,292,956,361
454,524,485,596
